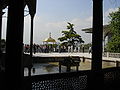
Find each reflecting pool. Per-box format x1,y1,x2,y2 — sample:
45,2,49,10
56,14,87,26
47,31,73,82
24,60,116,76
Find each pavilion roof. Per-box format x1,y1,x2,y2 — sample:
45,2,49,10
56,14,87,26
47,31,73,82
43,33,56,42
43,37,56,42
82,25,112,38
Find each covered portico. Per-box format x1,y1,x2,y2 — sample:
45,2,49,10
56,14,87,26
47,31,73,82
82,25,112,52
0,0,120,90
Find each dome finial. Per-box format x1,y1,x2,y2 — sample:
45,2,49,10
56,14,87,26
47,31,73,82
49,32,51,38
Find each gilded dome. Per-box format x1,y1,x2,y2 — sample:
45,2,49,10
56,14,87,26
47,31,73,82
43,33,56,42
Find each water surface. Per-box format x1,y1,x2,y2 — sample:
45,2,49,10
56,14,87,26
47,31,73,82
24,60,116,76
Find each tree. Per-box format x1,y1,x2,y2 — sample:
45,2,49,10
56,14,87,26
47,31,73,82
58,22,84,48
106,8,120,52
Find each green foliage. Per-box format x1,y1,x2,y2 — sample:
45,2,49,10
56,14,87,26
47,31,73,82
83,43,92,49
109,8,120,35
107,35,120,53
106,7,120,52
58,22,84,47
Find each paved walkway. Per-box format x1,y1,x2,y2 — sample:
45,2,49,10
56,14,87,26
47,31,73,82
33,52,120,62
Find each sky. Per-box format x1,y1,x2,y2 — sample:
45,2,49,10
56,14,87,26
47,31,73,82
2,0,120,44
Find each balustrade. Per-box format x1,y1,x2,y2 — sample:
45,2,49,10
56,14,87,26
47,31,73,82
24,67,120,90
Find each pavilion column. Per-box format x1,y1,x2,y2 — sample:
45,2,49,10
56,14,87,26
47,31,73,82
0,9,2,53
92,0,103,71
29,0,36,58
89,0,103,89
27,0,36,78
30,16,34,57
5,0,24,90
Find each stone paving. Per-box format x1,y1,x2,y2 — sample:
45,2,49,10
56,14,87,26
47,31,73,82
33,52,120,62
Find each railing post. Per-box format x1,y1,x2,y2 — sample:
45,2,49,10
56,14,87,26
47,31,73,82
107,52,109,58
28,65,32,76
116,61,120,67
59,62,61,73
83,56,85,62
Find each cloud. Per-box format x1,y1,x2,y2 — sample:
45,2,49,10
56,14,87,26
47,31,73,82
4,8,119,45
103,7,119,25
2,14,92,44
70,17,92,44
32,16,92,44
46,21,66,29
71,16,92,29
105,8,119,17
